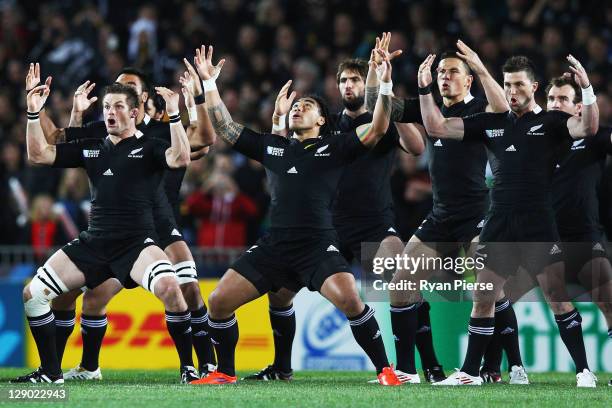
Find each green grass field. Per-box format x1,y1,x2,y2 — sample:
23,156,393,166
0,369,610,407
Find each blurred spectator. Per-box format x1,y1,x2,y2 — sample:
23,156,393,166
19,194,71,261
57,168,90,231
185,172,258,248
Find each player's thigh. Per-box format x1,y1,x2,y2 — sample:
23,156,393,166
45,249,87,290
268,288,297,308
397,234,441,280
208,268,263,318
319,272,363,317
375,234,404,261
82,278,124,315
579,257,612,302
163,240,193,264
128,245,172,285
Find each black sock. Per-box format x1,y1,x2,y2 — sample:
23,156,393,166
208,315,239,377
269,305,296,372
349,305,389,374
555,309,588,373
390,303,418,374
165,310,194,368
28,310,61,376
460,317,495,377
80,314,107,371
53,309,75,366
495,299,522,369
190,306,216,367
415,301,441,369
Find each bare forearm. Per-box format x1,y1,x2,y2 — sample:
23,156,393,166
192,103,216,147
39,110,66,144
395,122,426,155
358,92,391,147
68,108,83,127
365,66,379,112
26,120,55,164
167,122,191,168
366,87,405,121
420,94,464,139
479,72,509,113
570,102,599,138
205,90,244,145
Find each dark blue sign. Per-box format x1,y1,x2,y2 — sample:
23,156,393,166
0,281,24,366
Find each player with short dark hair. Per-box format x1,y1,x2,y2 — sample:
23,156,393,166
364,38,525,384
189,45,400,386
482,75,612,386
244,37,426,383
418,53,599,387
13,81,194,384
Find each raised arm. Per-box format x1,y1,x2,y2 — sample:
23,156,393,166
565,55,599,138
270,80,295,137
355,52,392,148
155,87,191,168
197,45,244,145
26,84,56,165
365,32,405,121
395,122,426,155
25,63,67,144
182,57,216,148
68,80,98,127
418,54,465,140
455,40,509,113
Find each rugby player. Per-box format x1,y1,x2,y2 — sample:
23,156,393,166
366,36,525,384
189,45,400,385
13,81,193,384
243,46,426,384
417,54,599,387
21,60,216,382
482,75,612,386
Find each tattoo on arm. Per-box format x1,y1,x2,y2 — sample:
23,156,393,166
206,103,244,145
390,97,405,122
365,86,379,112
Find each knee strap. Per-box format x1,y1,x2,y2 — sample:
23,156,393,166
174,261,198,285
142,260,176,293
25,265,69,317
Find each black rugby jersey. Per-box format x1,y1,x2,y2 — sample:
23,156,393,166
552,127,612,236
331,111,401,221
53,132,170,234
400,95,489,216
66,115,185,207
233,127,368,229
463,106,573,208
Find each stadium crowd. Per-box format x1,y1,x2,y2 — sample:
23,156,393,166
0,0,611,266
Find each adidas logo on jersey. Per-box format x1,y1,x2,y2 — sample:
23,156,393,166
434,139,443,147
549,244,562,255
592,243,604,252
326,245,339,252
194,330,208,337
500,327,515,335
171,228,182,237
287,166,298,174
372,330,381,340
128,147,143,158
477,219,485,228
246,245,258,253
387,227,397,233
144,237,154,244
505,145,517,152
103,169,114,176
